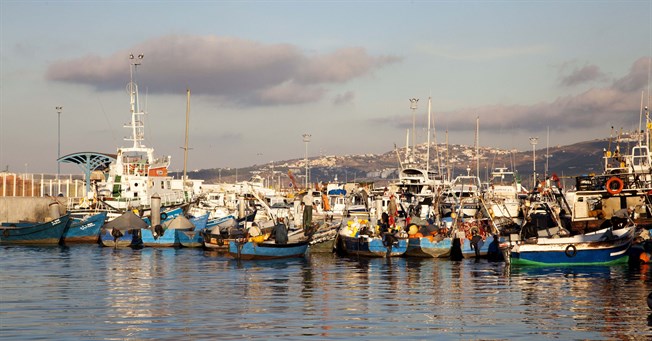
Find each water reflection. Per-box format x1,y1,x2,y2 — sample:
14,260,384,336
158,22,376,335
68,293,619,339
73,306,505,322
1,246,651,340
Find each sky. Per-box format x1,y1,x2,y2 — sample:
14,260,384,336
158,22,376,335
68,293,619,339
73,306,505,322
1,1,651,175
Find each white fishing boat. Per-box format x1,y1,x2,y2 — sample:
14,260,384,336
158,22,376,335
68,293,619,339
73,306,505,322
564,105,652,232
93,54,200,211
484,167,526,225
440,173,482,219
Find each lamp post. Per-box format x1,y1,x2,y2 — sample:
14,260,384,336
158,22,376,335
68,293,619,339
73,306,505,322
302,133,311,189
409,98,419,161
529,137,539,189
55,106,63,177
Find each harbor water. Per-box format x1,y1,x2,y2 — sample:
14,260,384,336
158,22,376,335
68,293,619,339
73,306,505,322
1,245,650,340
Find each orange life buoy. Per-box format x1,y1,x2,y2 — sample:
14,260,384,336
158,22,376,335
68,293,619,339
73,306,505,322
605,176,624,195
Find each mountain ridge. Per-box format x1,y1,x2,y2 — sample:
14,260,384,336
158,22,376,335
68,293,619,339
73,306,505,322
173,137,626,188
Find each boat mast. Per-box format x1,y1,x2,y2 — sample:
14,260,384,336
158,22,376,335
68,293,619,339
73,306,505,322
126,53,145,150
545,126,549,180
409,98,419,164
475,116,479,179
426,96,431,175
446,129,451,180
183,88,190,184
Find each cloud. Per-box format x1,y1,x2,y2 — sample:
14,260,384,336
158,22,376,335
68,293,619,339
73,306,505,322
332,91,355,105
420,44,550,61
559,64,605,86
45,35,400,107
380,57,651,133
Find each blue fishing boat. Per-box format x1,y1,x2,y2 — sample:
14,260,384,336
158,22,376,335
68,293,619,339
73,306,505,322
175,214,210,248
502,225,635,266
140,207,184,247
228,239,309,260
406,236,451,258
63,211,108,244
0,215,71,245
335,234,408,257
100,211,148,248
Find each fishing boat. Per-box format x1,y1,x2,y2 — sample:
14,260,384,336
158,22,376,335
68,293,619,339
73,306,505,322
333,217,408,257
91,54,200,212
500,193,636,265
228,239,309,260
99,211,148,248
564,106,652,233
406,236,452,258
305,220,342,253
0,215,71,245
484,167,526,226
202,212,258,250
62,211,107,244
139,207,184,247
335,234,408,257
176,214,210,248
440,174,483,219
502,225,635,266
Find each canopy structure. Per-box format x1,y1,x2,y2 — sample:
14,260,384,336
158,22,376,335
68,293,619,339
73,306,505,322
57,152,116,195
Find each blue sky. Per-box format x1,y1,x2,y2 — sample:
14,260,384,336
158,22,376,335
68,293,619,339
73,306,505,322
1,1,651,174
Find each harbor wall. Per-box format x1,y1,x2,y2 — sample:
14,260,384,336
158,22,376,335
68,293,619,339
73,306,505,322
0,197,67,223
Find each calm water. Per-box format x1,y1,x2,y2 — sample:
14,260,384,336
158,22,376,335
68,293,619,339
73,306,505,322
1,245,651,340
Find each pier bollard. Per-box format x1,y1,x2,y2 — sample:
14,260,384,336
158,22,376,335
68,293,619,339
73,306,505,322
48,200,61,220
151,194,161,228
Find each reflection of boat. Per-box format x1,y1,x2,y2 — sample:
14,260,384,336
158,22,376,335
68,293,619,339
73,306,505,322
62,211,107,244
0,215,71,245
228,240,309,260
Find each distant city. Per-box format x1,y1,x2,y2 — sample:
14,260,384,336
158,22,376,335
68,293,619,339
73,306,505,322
173,137,626,189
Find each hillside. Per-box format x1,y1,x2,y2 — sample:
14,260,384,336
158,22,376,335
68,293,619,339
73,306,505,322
173,138,632,189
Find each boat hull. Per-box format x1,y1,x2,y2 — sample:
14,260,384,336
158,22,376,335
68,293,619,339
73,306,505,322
336,235,407,257
506,227,634,266
0,215,71,245
406,237,451,258
228,240,309,260
99,229,141,248
63,211,107,244
141,228,178,247
176,214,209,248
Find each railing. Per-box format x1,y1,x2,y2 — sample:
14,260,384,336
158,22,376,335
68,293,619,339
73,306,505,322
0,173,86,198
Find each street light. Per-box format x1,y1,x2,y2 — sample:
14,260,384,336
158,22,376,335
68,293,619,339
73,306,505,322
409,98,419,161
529,137,539,189
302,133,311,189
55,106,63,177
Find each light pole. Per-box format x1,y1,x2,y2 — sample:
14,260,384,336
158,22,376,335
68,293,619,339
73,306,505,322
409,98,419,161
302,133,311,189
529,137,539,189
55,106,63,177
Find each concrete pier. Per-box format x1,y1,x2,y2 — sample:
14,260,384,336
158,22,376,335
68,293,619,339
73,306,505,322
0,197,66,223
